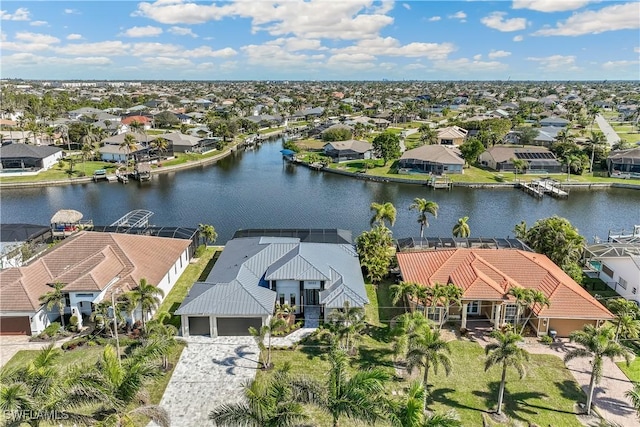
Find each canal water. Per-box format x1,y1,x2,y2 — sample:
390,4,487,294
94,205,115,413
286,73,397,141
1,140,639,243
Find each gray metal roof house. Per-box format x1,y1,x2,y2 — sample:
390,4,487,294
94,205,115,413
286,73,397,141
175,231,368,337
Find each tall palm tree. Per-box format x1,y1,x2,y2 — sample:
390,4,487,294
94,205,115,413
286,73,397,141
626,382,640,419
146,313,178,370
607,297,640,341
387,380,426,427
39,281,67,328
370,201,397,228
119,291,141,328
563,154,580,182
198,223,218,246
484,330,529,415
431,283,463,331
512,158,527,180
209,365,309,427
248,316,287,369
586,131,606,173
119,133,138,172
390,281,419,312
452,216,470,238
152,136,170,160
391,312,432,362
129,278,164,331
406,326,452,408
564,325,632,415
409,198,439,238
326,301,366,354
507,287,529,327
520,290,550,335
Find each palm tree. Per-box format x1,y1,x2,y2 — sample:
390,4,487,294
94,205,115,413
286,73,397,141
129,278,164,331
370,201,397,228
152,136,170,160
519,289,550,335
391,312,432,361
387,380,426,427
507,287,529,327
390,281,419,312
564,325,632,415
607,298,640,341
146,313,178,370
563,154,580,182
512,158,527,181
119,291,141,329
406,326,452,408
90,301,113,337
409,198,439,238
119,133,138,172
452,216,470,238
422,411,463,427
198,223,218,246
39,281,67,328
626,382,640,419
326,301,366,354
209,365,309,427
484,330,529,415
431,283,463,331
513,220,527,239
586,131,606,173
248,316,286,369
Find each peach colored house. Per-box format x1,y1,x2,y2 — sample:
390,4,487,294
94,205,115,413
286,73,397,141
396,249,613,337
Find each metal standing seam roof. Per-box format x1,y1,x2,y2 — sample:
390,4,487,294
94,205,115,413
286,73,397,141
175,280,276,316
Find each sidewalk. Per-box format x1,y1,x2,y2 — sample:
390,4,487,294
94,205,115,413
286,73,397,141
0,335,73,368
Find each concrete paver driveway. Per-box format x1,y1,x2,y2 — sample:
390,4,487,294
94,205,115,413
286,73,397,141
151,336,259,427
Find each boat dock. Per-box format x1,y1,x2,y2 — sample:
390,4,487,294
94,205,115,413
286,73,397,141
428,175,453,190
518,179,568,199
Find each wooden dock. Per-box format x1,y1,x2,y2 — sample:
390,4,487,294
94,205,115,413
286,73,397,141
428,176,453,190
533,179,569,198
519,182,544,198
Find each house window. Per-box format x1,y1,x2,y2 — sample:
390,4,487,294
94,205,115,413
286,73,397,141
504,304,518,323
64,294,70,307
601,264,614,278
76,293,93,298
290,293,296,306
619,278,628,290
279,294,285,305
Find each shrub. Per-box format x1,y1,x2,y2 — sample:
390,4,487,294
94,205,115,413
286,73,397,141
68,315,79,332
62,337,87,350
194,244,206,258
41,322,61,338
540,335,553,345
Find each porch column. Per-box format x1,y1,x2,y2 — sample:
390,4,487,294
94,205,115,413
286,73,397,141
211,316,218,337
493,304,502,330
181,315,189,337
461,303,468,329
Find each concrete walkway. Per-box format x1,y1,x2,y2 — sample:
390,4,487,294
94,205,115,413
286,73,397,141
595,113,621,146
150,336,259,427
0,335,73,368
470,332,636,427
270,327,316,347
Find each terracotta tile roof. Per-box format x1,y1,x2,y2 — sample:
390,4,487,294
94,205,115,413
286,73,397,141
396,249,613,320
0,231,191,313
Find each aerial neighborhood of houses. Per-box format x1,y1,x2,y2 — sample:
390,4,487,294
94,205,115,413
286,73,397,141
1,79,640,427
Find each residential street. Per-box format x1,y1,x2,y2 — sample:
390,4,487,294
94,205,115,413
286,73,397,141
595,114,621,146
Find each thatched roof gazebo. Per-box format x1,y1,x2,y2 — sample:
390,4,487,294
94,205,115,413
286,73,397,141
51,209,83,225
50,210,91,237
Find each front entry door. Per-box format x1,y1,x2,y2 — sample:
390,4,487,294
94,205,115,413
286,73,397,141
305,289,320,306
467,301,480,315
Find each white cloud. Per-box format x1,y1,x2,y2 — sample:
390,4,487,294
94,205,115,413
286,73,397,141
64,9,80,14
527,54,580,70
54,41,131,56
405,63,427,70
168,26,198,37
183,46,237,58
2,53,111,67
448,11,467,20
30,21,48,27
635,47,640,53
66,34,83,40
135,0,395,40
402,3,411,10
481,12,527,32
16,32,60,44
473,54,482,60
602,59,640,69
141,56,193,67
70,57,112,66
327,53,376,70
268,37,326,52
432,57,507,72
1,7,30,21
241,42,325,69
512,0,598,12
534,2,640,36
121,25,163,38
428,16,441,22
333,37,456,59
488,50,511,58
513,35,524,41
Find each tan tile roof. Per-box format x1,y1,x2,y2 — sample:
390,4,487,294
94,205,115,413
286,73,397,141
0,231,191,313
396,249,613,320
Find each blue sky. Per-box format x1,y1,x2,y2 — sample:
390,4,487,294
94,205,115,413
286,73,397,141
1,0,639,80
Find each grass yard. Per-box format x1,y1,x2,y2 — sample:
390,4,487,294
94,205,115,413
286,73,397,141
618,357,640,382
4,345,106,370
0,160,117,183
259,284,586,427
157,246,220,327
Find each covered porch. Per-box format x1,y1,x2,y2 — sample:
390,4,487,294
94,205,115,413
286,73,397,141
426,299,519,331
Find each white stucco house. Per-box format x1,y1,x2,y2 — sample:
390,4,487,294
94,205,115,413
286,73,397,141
0,231,194,335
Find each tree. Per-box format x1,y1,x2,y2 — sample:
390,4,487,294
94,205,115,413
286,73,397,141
390,281,419,313
391,312,433,360
406,326,452,408
387,380,426,427
563,154,582,180
484,330,530,415
152,136,170,160
372,132,401,166
514,126,538,146
119,133,138,171
322,126,352,142
209,365,309,427
409,198,439,238
513,220,527,239
419,125,437,146
120,291,141,329
356,225,393,284
607,298,640,341
39,281,67,328
154,111,179,128
198,223,218,246
422,411,463,427
586,131,607,173
370,201,397,228
458,137,485,167
512,158,527,180
130,278,164,331
452,216,470,238
521,216,585,283
519,289,550,335
564,325,632,415
626,382,640,419
326,301,366,354
431,283,463,331
249,316,287,369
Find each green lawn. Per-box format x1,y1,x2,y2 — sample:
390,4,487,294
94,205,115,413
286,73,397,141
259,284,585,427
157,246,220,327
0,160,118,183
4,345,106,370
618,357,640,382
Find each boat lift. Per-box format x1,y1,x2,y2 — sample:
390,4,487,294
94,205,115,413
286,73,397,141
110,210,154,228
